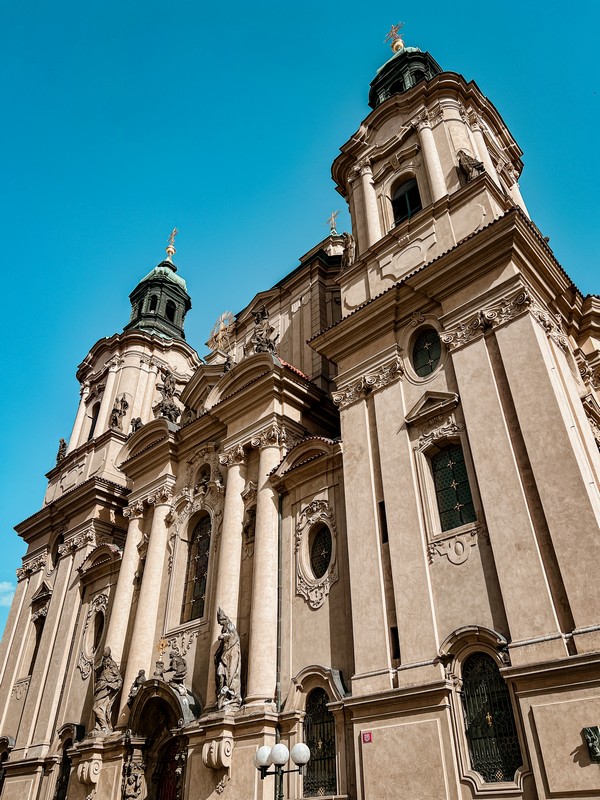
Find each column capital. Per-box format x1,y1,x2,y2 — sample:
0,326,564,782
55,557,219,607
146,485,173,506
219,444,246,467
250,423,288,450
415,111,432,131
123,500,145,520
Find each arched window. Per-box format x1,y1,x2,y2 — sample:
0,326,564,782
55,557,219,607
432,444,476,531
87,402,100,441
165,300,176,323
149,295,158,312
461,653,522,782
181,515,212,623
412,328,442,377
389,78,404,94
392,178,422,225
27,616,45,676
53,738,73,800
304,688,337,797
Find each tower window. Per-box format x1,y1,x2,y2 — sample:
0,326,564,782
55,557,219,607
389,78,404,94
149,295,158,312
165,300,176,323
461,653,522,782
304,688,337,797
392,178,422,225
432,444,476,532
181,515,212,623
412,328,442,377
87,402,100,441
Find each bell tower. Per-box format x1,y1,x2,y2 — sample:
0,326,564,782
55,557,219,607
332,26,529,314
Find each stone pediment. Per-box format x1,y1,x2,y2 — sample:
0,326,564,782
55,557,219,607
405,391,459,427
31,581,52,604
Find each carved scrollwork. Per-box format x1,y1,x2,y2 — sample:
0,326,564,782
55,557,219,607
529,302,569,352
77,758,102,800
219,444,246,467
428,524,488,565
250,424,288,449
415,416,464,452
295,499,338,609
146,485,173,506
16,553,47,582
441,291,532,351
58,527,111,557
123,501,145,520
11,677,30,700
332,357,404,409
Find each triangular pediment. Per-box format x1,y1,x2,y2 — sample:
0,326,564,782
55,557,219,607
405,391,459,426
31,581,52,605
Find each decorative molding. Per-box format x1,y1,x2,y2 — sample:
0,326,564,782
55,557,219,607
77,758,101,800
295,499,338,609
415,415,465,452
219,444,246,467
16,553,47,582
147,485,174,506
77,593,109,679
186,446,224,488
123,501,145,520
529,302,569,352
428,524,489,565
241,481,257,508
250,424,288,449
332,357,404,409
58,527,111,557
121,755,145,799
441,291,531,352
31,602,49,623
166,630,199,657
11,677,30,700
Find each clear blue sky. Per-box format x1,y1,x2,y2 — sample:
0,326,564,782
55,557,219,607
1,1,598,634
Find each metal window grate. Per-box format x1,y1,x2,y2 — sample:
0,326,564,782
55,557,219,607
181,515,211,623
304,689,337,797
310,526,332,579
432,444,476,531
412,328,441,377
461,653,523,783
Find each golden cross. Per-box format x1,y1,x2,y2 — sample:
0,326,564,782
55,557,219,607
167,228,179,248
384,22,404,44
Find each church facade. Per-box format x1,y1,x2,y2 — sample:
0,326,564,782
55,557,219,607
1,33,600,800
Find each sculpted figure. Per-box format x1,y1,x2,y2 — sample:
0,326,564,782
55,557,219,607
457,149,485,182
130,417,143,433
584,727,600,760
110,396,129,430
92,647,122,733
341,232,356,270
126,669,146,707
250,306,278,355
56,438,67,463
153,369,181,422
215,607,242,709
164,651,187,687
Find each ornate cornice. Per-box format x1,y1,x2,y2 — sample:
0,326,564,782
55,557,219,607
332,357,404,409
16,553,47,582
58,527,111,557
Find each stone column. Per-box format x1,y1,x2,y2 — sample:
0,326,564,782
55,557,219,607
140,362,159,421
67,382,90,453
416,116,447,202
245,427,285,705
358,160,382,248
104,501,145,667
120,485,173,715
95,359,120,434
469,113,501,188
205,446,247,707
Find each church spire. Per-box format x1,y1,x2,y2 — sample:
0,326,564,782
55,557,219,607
123,230,192,340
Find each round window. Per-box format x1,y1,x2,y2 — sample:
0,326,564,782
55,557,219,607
310,525,333,579
412,328,442,377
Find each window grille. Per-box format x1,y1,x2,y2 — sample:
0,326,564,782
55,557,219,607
392,178,422,225
181,515,212,623
432,444,476,531
310,526,332,579
412,328,441,376
304,688,337,797
461,653,522,782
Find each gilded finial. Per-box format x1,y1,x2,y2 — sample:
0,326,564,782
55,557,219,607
166,228,179,261
384,22,405,53
157,637,168,656
326,210,340,236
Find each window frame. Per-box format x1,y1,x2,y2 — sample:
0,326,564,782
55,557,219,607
180,512,213,625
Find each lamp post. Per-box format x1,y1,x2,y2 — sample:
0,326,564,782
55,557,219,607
254,743,311,799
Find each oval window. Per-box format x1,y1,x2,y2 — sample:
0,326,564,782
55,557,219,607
310,525,332,579
412,328,442,377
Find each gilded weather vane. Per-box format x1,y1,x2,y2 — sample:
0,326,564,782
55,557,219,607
166,227,179,261
384,22,405,52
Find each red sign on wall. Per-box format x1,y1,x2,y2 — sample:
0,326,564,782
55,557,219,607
362,731,372,744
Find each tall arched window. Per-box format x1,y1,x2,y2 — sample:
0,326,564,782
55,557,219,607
432,444,476,531
87,402,100,441
392,178,422,225
149,295,158,312
181,515,212,623
461,653,522,782
165,300,176,323
53,738,73,800
303,688,337,797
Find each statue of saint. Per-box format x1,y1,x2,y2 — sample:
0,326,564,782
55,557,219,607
126,669,146,707
164,651,188,692
214,607,242,709
341,232,356,270
91,647,122,733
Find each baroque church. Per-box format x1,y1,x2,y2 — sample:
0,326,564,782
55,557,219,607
1,29,600,800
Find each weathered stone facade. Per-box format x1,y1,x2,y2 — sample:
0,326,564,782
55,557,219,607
1,38,600,800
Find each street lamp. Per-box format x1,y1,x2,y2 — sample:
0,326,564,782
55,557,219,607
254,742,311,789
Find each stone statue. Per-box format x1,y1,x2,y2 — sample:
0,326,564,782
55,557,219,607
457,149,485,182
91,647,122,734
341,232,356,270
122,757,144,800
164,651,187,690
584,726,600,762
130,417,143,434
110,396,129,430
249,306,278,355
126,669,146,707
215,607,242,709
153,369,181,423
56,438,67,464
